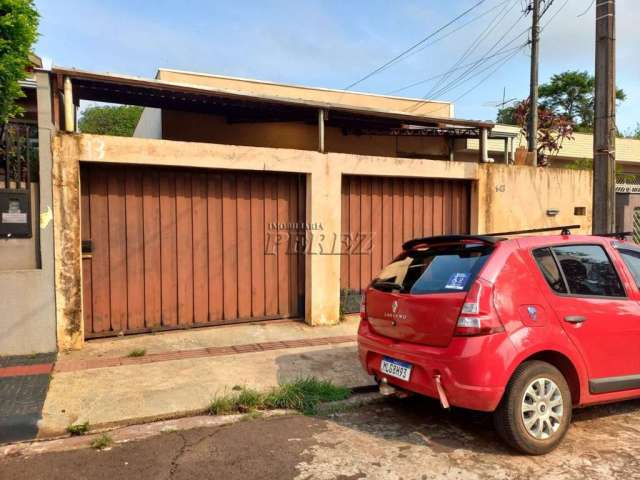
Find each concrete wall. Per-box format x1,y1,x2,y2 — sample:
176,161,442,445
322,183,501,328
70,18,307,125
0,73,57,356
161,110,450,159
475,164,592,235
51,133,593,350
156,69,454,118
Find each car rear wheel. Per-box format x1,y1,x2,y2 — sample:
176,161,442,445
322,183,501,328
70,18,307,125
493,360,572,455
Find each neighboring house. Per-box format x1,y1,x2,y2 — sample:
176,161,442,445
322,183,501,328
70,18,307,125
0,64,594,355
462,125,640,237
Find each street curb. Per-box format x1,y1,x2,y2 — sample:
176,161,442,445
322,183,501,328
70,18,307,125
33,380,377,441
2,386,380,455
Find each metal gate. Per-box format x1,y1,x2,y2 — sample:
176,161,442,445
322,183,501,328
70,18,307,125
340,175,471,308
81,164,305,338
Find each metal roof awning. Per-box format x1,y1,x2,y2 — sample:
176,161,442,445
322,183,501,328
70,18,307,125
45,66,495,131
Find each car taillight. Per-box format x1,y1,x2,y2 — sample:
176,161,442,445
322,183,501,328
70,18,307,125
454,278,504,336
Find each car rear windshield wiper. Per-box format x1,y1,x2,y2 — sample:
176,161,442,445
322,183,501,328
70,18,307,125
373,281,404,292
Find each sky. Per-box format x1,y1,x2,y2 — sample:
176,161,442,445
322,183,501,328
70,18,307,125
33,0,640,132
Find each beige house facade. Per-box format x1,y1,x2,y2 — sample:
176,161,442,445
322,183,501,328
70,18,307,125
0,66,595,355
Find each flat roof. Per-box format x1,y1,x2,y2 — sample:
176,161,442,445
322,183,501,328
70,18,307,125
47,66,494,129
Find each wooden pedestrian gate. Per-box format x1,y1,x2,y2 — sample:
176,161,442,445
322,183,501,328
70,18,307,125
340,175,471,309
81,164,305,338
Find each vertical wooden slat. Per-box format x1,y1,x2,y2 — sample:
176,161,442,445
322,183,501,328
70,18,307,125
348,177,361,290
296,175,306,316
370,177,383,280
222,173,238,320
433,180,444,236
82,260,93,333
360,177,372,290
288,176,299,315
413,179,424,238
142,171,161,328
423,180,434,237
80,169,92,333
460,182,470,233
89,169,110,334
176,172,194,325
381,178,393,266
340,176,350,289
451,181,462,233
276,175,290,315
250,175,266,317
264,174,278,316
236,173,252,319
159,171,178,326
107,169,127,333
207,173,224,323
443,180,453,234
125,169,145,331
392,178,403,255
402,179,413,244
192,173,209,324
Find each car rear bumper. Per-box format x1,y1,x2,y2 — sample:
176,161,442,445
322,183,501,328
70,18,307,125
358,320,514,412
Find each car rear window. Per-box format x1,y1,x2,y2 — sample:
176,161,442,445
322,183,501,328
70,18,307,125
371,243,493,294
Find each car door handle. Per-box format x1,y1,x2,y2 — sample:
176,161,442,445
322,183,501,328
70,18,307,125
564,315,586,324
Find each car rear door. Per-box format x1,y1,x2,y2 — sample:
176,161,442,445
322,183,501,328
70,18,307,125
529,242,640,392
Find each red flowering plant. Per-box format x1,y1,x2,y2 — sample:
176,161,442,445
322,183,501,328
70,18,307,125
513,98,574,166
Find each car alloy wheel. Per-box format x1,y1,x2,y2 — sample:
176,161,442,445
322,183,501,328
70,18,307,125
521,377,564,440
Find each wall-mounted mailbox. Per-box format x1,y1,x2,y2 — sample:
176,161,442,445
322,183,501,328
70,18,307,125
0,189,31,238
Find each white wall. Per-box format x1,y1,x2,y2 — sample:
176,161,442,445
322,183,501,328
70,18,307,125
133,107,162,139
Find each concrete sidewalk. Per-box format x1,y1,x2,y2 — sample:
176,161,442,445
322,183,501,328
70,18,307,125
39,316,373,438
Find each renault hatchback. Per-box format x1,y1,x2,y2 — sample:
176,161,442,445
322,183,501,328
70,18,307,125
358,232,640,454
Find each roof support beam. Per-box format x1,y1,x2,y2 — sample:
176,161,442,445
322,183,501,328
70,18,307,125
318,108,327,153
63,76,75,132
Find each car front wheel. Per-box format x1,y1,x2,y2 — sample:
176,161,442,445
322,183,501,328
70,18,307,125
493,360,572,455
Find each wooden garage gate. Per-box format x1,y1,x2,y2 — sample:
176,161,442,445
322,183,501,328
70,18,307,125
81,164,305,338
340,175,471,298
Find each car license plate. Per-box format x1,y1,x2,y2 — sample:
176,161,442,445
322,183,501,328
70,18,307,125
380,357,412,381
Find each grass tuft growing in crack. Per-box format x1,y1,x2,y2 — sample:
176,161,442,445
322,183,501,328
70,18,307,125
67,421,90,436
127,348,146,357
208,378,351,416
90,434,113,450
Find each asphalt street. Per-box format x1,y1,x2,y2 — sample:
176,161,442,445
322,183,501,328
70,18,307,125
3,395,640,479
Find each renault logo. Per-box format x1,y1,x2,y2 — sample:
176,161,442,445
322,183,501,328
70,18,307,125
391,300,398,313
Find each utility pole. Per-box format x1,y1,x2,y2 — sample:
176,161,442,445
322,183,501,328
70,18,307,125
593,0,616,233
527,0,540,166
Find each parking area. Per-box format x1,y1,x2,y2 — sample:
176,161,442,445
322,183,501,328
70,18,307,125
3,395,640,479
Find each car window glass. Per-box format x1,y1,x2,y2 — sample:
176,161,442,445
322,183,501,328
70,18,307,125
552,245,625,297
371,244,493,294
532,248,567,294
619,249,640,288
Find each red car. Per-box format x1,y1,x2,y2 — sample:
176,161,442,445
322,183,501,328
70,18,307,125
358,230,640,454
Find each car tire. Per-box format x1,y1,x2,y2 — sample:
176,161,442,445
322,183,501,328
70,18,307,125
493,360,572,455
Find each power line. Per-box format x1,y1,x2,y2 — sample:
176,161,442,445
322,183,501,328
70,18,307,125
426,14,529,101
343,0,489,90
423,0,519,102
388,0,514,69
408,7,529,111
541,0,569,29
577,0,596,17
386,44,524,95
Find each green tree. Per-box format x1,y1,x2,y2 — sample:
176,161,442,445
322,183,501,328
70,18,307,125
78,105,144,137
0,0,39,124
538,70,625,132
496,105,517,125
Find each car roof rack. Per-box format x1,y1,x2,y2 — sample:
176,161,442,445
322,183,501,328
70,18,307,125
402,225,582,251
484,225,581,236
592,231,632,240
402,234,504,250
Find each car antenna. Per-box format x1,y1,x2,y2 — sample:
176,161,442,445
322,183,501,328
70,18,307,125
484,225,581,237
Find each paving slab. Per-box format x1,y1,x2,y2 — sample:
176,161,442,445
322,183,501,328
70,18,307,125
39,317,373,438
